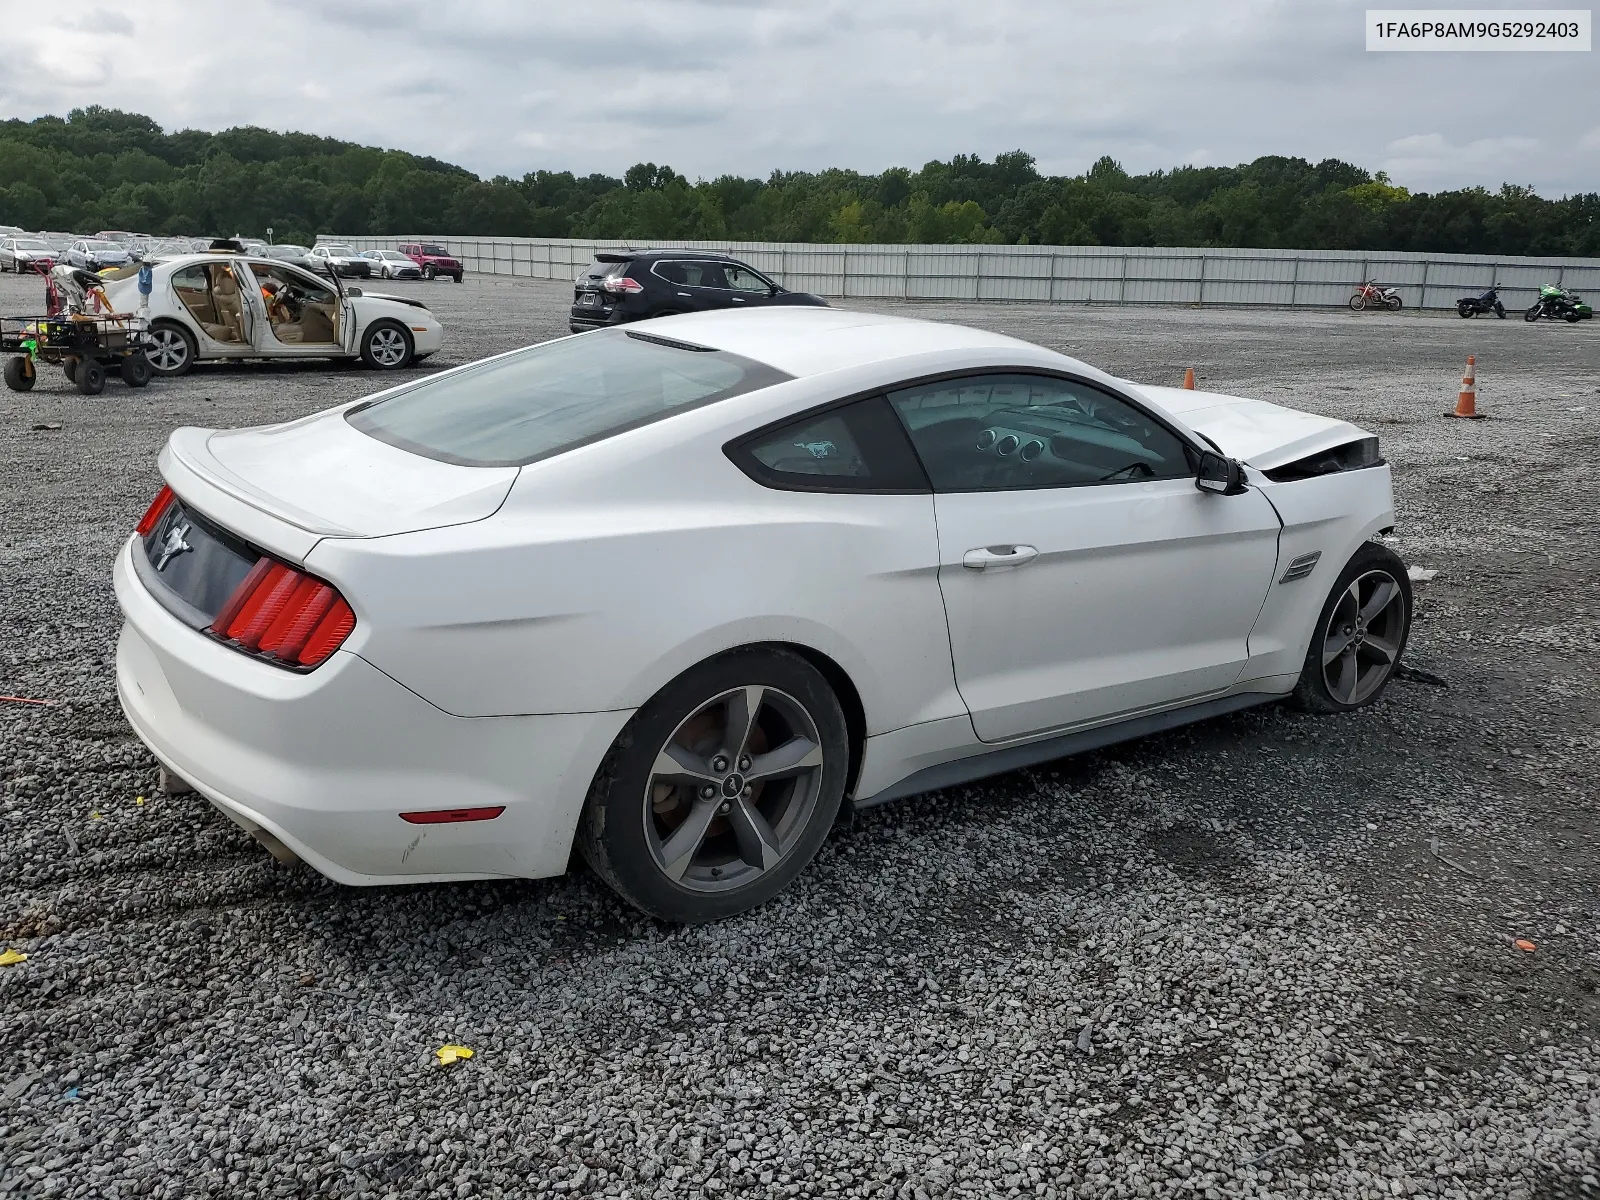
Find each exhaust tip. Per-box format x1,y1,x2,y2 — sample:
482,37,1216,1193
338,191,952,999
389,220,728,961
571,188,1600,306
251,827,301,866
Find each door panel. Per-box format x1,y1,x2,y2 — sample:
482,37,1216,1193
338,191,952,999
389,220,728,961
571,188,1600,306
935,480,1282,741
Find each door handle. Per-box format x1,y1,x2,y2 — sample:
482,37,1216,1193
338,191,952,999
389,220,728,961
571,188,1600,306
731,297,747,303
962,544,1039,570
677,292,690,297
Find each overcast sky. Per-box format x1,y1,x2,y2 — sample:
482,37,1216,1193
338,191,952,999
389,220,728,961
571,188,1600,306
3,0,1597,195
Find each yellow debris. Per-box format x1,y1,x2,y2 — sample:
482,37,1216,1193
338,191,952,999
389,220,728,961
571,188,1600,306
434,1044,474,1066
0,949,28,967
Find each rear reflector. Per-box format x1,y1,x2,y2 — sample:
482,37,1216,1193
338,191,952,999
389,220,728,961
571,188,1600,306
398,807,506,825
208,557,356,669
136,485,175,536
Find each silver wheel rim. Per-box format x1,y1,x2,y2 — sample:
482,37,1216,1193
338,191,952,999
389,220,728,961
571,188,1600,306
1321,569,1405,705
368,327,407,367
148,329,187,371
643,685,825,894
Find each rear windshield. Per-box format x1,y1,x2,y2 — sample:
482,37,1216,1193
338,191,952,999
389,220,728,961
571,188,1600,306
345,328,791,468
580,258,632,280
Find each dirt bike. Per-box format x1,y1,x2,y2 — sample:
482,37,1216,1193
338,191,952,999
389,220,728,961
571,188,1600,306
1349,280,1403,311
1524,284,1594,324
1456,286,1506,319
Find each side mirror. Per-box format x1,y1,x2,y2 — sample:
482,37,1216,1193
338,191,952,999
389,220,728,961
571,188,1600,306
345,286,362,297
1196,450,1247,495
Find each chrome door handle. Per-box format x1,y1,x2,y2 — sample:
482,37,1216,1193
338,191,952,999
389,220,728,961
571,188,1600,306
962,544,1039,570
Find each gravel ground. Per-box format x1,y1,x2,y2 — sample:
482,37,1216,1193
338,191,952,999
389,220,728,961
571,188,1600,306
2,275,1597,1199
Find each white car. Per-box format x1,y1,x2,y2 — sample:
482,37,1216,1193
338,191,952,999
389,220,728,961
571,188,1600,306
361,250,423,280
308,244,372,278
114,309,1408,922
100,251,444,375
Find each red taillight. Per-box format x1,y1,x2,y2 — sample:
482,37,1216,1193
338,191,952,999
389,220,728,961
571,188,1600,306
136,485,175,536
601,275,643,294
209,558,355,668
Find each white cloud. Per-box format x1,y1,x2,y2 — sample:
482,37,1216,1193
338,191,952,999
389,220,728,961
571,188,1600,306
0,0,1595,194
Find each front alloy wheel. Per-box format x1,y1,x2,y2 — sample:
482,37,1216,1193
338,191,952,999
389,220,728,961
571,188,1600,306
576,649,848,922
361,321,412,369
1292,544,1411,713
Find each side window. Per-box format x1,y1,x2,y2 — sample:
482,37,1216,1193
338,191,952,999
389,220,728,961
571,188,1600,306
731,396,928,493
725,264,771,293
692,261,730,289
654,261,690,285
887,373,1193,492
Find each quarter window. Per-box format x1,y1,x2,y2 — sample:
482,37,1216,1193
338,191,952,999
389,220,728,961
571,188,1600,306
732,397,928,492
887,373,1193,491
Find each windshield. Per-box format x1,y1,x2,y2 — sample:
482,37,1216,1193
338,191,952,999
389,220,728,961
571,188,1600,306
321,245,357,256
346,328,791,468
83,240,121,252
15,240,51,251
418,244,449,255
271,245,310,256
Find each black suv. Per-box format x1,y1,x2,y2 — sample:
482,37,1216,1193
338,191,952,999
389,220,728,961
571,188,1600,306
569,250,828,333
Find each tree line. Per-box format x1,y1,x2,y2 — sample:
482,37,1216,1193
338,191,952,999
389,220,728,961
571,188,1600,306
2,106,1596,257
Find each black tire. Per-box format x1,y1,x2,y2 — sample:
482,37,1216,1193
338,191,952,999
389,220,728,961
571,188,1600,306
575,648,849,923
1386,295,1403,311
1290,543,1412,714
4,355,35,392
76,358,106,396
1494,304,1506,318
1564,309,1581,324
146,322,197,376
1348,294,1366,311
359,320,413,370
1457,305,1475,318
1524,303,1543,322
423,265,436,280
120,351,152,388
63,358,77,382
452,273,462,283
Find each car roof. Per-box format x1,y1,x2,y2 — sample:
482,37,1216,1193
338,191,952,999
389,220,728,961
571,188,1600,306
644,307,1071,379
604,249,738,263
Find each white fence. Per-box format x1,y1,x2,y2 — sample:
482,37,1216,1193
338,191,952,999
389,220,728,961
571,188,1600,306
334,235,1600,312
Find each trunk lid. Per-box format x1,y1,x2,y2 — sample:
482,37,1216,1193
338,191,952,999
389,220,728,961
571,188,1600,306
164,409,518,544
1128,383,1370,472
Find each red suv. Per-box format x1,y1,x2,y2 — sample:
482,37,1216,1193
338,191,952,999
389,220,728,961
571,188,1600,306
398,242,464,283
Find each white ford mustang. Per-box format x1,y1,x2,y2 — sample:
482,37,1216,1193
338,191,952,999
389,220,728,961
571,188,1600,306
114,309,1409,922
100,251,444,376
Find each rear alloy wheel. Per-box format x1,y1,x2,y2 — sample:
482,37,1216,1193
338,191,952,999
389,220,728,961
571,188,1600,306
423,265,436,280
146,323,196,376
1291,544,1411,713
576,649,848,922
360,320,413,369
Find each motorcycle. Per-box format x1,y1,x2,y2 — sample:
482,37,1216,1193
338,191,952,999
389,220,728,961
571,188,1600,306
1349,280,1403,311
1456,286,1506,319
1524,284,1594,324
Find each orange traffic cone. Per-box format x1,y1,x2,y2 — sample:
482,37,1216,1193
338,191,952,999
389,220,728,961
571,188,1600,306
1183,367,1196,390
1446,355,1485,419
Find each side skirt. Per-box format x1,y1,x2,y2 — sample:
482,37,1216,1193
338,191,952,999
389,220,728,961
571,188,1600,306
853,691,1277,810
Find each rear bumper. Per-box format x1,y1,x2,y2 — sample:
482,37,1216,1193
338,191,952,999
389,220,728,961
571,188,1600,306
113,537,631,885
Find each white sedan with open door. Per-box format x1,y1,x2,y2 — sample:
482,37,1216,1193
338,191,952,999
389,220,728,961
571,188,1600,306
114,309,1409,922
100,251,444,376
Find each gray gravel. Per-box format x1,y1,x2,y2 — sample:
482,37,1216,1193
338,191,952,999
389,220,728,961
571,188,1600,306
2,275,1598,1199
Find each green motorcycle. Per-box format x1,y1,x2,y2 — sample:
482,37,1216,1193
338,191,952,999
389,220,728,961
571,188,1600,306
1524,284,1594,323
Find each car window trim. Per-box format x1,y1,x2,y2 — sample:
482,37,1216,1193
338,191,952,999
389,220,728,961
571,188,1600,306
881,366,1205,494
725,390,932,496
